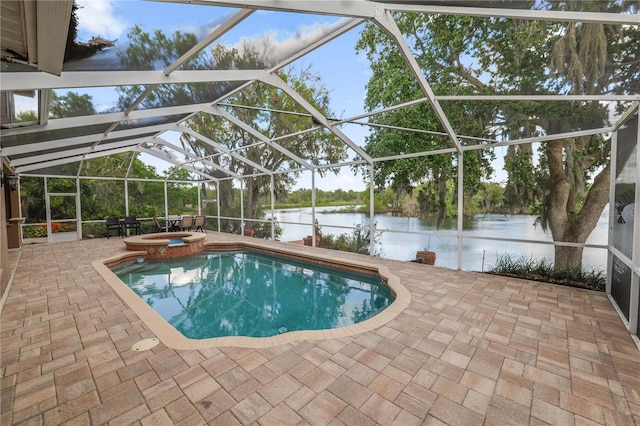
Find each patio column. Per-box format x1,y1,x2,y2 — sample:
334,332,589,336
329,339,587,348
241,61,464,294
164,181,168,219
75,177,82,240
311,169,316,246
240,178,244,235
270,174,275,240
197,182,202,215
216,181,221,232
124,179,129,216
369,163,375,256
457,152,463,270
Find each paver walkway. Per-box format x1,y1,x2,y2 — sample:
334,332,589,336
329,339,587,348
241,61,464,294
1,234,639,425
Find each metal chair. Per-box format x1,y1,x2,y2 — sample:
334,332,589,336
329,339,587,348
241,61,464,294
105,217,122,239
153,216,167,232
194,215,206,233
124,216,141,235
180,215,194,231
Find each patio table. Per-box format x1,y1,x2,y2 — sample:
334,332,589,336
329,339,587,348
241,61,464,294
166,216,182,231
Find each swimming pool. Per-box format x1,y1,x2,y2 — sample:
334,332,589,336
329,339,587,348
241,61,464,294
95,238,410,349
111,249,394,339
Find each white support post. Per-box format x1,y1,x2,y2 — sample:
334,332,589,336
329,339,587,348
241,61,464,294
311,170,316,246
270,175,275,240
197,183,202,215
457,152,464,270
240,178,244,235
164,181,168,219
76,177,82,240
124,179,129,216
44,177,51,239
369,164,375,256
630,275,639,335
216,181,221,232
124,153,136,216
607,132,618,295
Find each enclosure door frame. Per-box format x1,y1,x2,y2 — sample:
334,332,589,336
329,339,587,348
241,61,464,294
45,189,81,243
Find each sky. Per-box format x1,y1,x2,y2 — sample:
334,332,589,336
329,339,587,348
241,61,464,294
12,0,511,191
70,0,376,191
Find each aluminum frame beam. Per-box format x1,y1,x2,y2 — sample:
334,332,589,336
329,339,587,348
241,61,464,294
1,124,171,156
155,0,637,25
0,70,264,91
373,7,463,153
118,8,255,127
1,103,204,137
138,146,218,181
10,138,145,167
154,137,243,179
154,0,377,18
385,2,639,25
175,125,273,175
206,104,314,170
261,73,373,163
164,8,254,76
2,0,634,186
3,93,633,138
16,145,140,173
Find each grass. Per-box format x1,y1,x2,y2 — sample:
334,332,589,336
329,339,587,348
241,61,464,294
487,254,606,291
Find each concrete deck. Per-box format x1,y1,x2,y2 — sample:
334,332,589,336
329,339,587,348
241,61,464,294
1,233,639,425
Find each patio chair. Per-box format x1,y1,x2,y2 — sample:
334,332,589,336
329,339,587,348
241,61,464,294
105,217,122,239
153,216,167,232
194,215,206,233
124,216,141,236
181,215,194,231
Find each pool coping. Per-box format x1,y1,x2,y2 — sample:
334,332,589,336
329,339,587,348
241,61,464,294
92,238,411,349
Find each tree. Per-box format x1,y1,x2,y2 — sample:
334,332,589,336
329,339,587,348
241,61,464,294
16,111,37,123
356,1,638,269
355,13,496,226
117,26,348,231
19,91,170,226
64,1,115,62
49,91,96,118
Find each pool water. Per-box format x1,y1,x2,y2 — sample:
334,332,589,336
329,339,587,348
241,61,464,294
112,249,394,339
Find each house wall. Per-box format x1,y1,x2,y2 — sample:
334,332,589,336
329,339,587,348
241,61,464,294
1,162,10,301
0,160,23,306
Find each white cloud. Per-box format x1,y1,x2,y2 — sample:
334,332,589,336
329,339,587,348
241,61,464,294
236,18,354,65
75,0,127,40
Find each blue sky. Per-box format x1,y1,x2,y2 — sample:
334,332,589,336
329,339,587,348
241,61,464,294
71,0,374,190
15,1,512,190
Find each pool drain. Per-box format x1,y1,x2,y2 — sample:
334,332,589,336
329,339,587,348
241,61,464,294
132,338,159,351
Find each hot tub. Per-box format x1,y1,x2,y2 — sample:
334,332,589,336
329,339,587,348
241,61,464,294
123,232,206,258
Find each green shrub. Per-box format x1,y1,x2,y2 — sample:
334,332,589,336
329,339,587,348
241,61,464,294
82,222,108,238
23,224,47,238
320,223,381,256
488,254,605,291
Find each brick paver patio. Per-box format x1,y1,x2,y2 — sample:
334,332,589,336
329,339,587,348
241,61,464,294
1,234,639,425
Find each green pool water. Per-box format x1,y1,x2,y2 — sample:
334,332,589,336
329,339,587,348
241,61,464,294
112,249,394,339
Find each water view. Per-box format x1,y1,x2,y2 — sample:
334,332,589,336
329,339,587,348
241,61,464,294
273,206,609,272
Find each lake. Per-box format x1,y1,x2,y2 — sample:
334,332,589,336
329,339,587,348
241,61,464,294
272,206,608,272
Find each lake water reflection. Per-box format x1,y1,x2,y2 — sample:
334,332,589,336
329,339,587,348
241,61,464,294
273,206,608,272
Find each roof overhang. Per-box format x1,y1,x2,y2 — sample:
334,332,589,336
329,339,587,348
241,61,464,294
1,0,73,76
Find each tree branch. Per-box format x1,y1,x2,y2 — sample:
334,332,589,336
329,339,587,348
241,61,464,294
575,163,610,241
